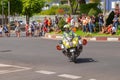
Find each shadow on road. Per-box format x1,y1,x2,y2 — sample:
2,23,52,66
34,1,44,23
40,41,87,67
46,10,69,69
75,58,97,64
0,50,12,53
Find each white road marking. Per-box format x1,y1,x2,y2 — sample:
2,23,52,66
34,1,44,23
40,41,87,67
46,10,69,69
0,63,31,74
36,70,56,75
89,79,96,80
0,69,31,74
0,64,12,67
58,74,82,79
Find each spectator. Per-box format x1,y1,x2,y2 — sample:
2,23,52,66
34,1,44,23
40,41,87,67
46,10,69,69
87,16,92,33
55,16,59,25
106,24,112,34
44,17,48,29
98,13,104,32
3,24,10,37
47,17,52,32
111,26,116,35
15,22,21,38
25,24,29,37
82,16,87,32
70,17,75,28
113,15,119,30
30,21,36,36
66,14,71,24
91,15,96,32
0,25,3,37
28,24,32,37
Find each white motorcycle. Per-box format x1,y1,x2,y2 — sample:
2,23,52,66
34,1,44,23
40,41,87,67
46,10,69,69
56,36,87,63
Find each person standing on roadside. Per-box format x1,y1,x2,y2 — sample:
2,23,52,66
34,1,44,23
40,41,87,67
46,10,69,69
0,25,3,37
3,24,10,37
98,13,104,32
113,15,119,30
15,22,21,38
25,23,29,37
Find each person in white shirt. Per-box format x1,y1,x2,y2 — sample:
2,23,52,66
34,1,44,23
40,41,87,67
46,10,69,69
111,26,116,35
70,17,75,28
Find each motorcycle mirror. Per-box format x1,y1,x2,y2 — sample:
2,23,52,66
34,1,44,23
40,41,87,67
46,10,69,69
82,39,87,45
56,45,62,50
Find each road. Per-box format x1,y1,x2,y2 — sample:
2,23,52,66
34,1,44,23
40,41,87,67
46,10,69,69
0,37,120,80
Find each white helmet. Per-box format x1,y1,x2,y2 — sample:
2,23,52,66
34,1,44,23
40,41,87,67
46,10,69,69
63,24,70,28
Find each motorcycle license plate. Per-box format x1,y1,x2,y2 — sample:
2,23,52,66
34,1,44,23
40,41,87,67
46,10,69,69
70,48,75,52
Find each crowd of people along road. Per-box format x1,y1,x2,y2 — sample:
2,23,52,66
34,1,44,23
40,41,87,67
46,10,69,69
0,13,119,38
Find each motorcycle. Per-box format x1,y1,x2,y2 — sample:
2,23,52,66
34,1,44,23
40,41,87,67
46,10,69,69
56,36,87,63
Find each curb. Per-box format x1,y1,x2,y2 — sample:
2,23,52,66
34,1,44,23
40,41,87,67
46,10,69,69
45,33,120,41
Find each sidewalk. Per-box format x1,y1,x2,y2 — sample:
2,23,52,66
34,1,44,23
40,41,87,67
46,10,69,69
45,33,120,41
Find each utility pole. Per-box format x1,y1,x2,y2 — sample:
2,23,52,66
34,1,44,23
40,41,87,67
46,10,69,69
103,0,106,26
8,0,10,24
2,0,4,26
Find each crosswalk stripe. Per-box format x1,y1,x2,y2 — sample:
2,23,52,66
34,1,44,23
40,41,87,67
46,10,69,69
36,70,56,75
58,74,82,79
89,79,96,80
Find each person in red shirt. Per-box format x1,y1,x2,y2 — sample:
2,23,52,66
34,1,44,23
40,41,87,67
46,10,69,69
44,17,48,28
67,14,71,24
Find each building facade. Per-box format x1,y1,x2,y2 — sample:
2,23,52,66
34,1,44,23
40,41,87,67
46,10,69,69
86,0,120,11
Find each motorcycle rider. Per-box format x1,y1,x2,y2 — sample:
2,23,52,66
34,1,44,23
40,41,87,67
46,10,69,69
61,24,82,55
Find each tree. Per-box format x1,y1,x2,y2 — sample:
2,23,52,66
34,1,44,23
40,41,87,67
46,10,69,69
89,0,101,3
0,0,23,24
10,0,23,16
22,0,45,24
67,0,86,14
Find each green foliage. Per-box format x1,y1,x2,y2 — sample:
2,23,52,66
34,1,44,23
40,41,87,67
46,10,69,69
10,0,23,15
59,5,70,14
40,5,70,15
88,7,102,16
40,6,58,15
80,3,101,15
22,0,45,17
58,17,67,30
89,0,100,3
0,0,23,16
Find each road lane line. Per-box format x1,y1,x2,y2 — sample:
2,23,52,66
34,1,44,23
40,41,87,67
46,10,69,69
36,70,56,75
0,64,12,67
58,74,82,79
0,63,31,74
0,68,31,74
0,63,31,69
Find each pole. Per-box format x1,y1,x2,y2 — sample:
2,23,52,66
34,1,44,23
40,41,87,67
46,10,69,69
2,0,4,26
8,0,10,24
103,0,106,26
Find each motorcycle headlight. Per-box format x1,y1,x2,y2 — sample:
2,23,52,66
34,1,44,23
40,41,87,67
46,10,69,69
66,42,69,46
73,41,76,44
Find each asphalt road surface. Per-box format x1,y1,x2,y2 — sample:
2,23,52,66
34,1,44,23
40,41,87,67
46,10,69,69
0,37,120,80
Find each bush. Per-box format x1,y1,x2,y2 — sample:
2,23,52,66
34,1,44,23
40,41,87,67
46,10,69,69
59,5,70,14
80,3,102,15
40,5,70,15
88,7,102,16
40,6,58,15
